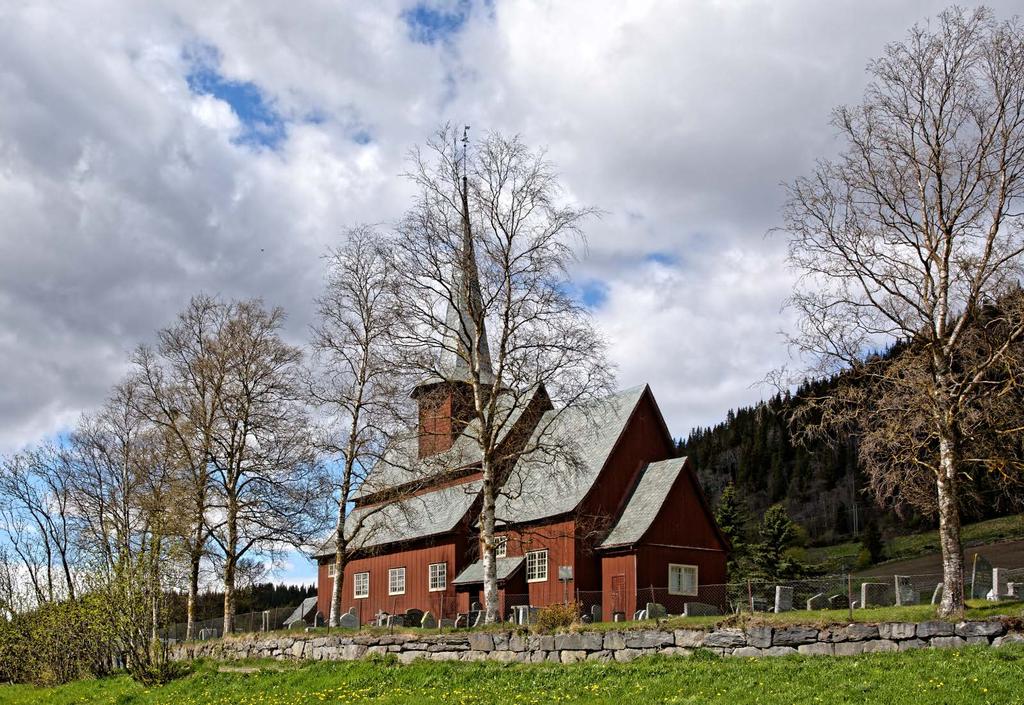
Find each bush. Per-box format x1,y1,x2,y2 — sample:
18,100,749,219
532,602,580,633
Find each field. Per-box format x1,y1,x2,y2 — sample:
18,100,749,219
805,514,1024,573
4,647,1024,705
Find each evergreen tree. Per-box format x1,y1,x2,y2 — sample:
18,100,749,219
714,484,748,577
857,518,884,569
750,504,805,580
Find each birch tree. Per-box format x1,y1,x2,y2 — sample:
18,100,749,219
393,127,613,623
308,227,413,627
782,7,1024,616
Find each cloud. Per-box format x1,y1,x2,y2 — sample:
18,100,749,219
2,0,1020,466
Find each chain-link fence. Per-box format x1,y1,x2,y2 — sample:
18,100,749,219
162,604,300,642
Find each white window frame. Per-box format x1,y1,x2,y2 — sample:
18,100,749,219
353,571,369,599
668,563,698,596
388,567,406,595
494,536,507,558
428,562,447,592
327,563,337,578
525,549,548,583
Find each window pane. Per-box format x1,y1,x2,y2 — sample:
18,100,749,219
526,550,547,582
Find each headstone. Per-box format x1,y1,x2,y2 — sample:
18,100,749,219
454,614,467,629
405,608,424,628
199,628,218,640
633,609,647,620
970,553,994,599
806,592,828,610
931,583,943,605
860,582,890,608
339,607,359,629
827,594,849,610
894,576,917,606
439,618,455,628
289,620,305,631
420,611,437,629
992,568,1007,600
386,614,405,628
646,602,667,619
1007,582,1019,599
683,602,720,617
472,611,484,627
774,585,794,613
613,612,625,622
581,614,593,624
471,601,482,611
591,604,602,622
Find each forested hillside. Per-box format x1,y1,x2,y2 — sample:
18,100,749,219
678,361,1024,547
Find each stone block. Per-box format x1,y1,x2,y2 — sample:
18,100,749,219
746,626,773,648
763,646,798,657
419,611,437,630
806,593,828,611
993,633,1024,647
798,642,834,656
860,582,891,608
704,629,746,648
554,633,583,651
587,650,613,661
917,620,954,638
468,633,494,651
559,650,587,664
674,629,706,648
966,636,990,645
931,636,966,650
397,651,425,664
339,608,359,629
625,630,673,649
508,635,527,652
774,586,794,613
613,648,645,662
529,651,547,663
603,631,625,650
430,651,460,661
898,639,926,651
646,602,668,619
955,621,1006,638
658,646,692,657
827,594,849,610
830,624,878,642
772,627,818,647
861,640,897,653
732,646,762,657
833,641,865,656
438,618,455,629
878,622,916,640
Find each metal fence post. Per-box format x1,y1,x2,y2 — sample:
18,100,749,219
747,579,754,613
847,574,853,621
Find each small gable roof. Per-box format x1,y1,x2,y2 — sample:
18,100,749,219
452,556,525,585
314,480,482,557
600,457,687,548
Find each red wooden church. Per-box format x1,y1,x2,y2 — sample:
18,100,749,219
313,240,727,624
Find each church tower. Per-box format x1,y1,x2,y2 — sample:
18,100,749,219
412,174,494,458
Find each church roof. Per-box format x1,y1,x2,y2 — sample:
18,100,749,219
495,385,648,526
600,457,687,548
451,556,525,585
313,480,482,557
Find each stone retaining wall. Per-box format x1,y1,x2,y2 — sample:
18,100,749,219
171,619,1024,664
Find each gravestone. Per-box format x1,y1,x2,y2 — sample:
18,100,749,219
339,607,358,629
420,611,437,629
894,576,918,606
931,583,943,605
806,592,828,610
471,601,482,611
199,628,218,640
472,611,484,627
613,612,625,622
646,602,667,619
439,618,455,628
827,594,849,610
970,553,994,599
633,609,647,620
860,582,890,608
591,604,602,622
774,586,794,613
992,568,1007,600
683,602,720,617
289,620,305,631
405,609,424,628
581,614,593,624
386,614,405,628
1007,582,1019,599
454,614,467,629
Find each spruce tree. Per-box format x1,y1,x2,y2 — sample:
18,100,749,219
751,504,805,581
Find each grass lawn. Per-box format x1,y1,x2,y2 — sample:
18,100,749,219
4,647,1024,705
805,514,1024,572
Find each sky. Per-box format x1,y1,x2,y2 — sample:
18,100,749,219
2,0,1020,584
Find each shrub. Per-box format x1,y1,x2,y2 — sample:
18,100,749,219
532,602,580,633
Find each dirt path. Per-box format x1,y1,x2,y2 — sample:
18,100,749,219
857,539,1024,577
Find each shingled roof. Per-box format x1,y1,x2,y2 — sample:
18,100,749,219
451,556,525,585
313,480,482,558
495,385,648,526
600,457,686,548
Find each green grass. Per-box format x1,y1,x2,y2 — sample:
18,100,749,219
806,513,1024,572
4,647,1024,705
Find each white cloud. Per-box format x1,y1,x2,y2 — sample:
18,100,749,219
1,0,1020,452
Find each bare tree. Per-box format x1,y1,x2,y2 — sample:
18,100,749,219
782,7,1024,616
392,126,614,623
204,299,326,634
132,295,227,639
308,227,416,627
